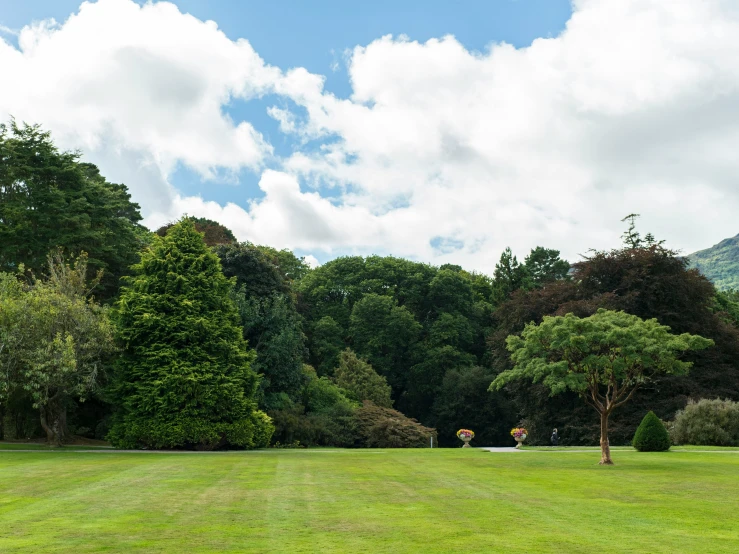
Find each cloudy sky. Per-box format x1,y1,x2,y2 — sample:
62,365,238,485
1,0,738,272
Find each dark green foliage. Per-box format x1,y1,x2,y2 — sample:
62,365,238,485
231,291,306,402
0,253,117,445
632,411,671,452
689,233,739,291
491,246,570,304
256,245,311,283
492,247,529,305
489,233,739,445
109,219,272,450
216,242,306,403
670,398,739,446
349,294,422,393
107,412,273,450
298,255,438,330
156,217,237,247
0,121,144,300
268,366,357,447
524,247,570,287
353,401,437,448
309,316,345,376
428,269,474,316
299,255,496,439
269,400,357,448
432,366,514,447
405,346,476,422
334,349,393,408
303,374,357,414
216,242,290,298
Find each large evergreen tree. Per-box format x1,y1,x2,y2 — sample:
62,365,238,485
109,219,272,450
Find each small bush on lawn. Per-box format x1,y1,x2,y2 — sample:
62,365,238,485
670,398,739,446
633,411,671,452
353,401,437,448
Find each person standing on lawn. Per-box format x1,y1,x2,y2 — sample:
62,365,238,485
551,428,559,447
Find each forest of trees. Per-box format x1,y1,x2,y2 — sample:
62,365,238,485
2,121,739,449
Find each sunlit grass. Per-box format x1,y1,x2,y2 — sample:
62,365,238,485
0,448,737,553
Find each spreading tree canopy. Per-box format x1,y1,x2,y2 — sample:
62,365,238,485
0,252,116,445
0,120,144,299
490,309,713,464
109,219,273,450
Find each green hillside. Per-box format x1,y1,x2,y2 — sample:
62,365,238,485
689,233,739,291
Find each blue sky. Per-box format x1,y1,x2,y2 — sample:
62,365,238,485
0,0,572,207
2,0,736,271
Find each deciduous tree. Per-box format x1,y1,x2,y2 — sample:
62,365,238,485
0,253,116,445
490,309,713,464
0,120,144,299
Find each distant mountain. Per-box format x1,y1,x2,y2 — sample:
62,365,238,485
688,233,739,291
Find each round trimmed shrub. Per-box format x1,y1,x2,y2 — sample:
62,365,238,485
632,411,671,452
670,398,739,446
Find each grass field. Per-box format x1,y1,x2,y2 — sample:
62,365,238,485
1,447,738,553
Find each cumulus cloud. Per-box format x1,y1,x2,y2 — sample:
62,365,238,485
0,0,279,213
275,0,739,267
146,170,389,253
3,0,739,273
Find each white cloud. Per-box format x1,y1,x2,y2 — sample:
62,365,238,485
0,24,19,36
146,170,389,252
3,0,739,273
0,0,279,213
303,255,321,269
274,0,739,267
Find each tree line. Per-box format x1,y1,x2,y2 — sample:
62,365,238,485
2,120,738,449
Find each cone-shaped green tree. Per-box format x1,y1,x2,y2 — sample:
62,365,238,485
632,411,671,452
108,219,273,450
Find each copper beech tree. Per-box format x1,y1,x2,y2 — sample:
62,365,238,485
490,309,713,464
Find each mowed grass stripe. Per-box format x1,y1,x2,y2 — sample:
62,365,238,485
0,450,737,553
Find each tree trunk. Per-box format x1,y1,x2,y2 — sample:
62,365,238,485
39,404,62,447
58,405,70,442
599,410,613,465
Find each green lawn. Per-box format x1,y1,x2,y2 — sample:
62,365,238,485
1,448,738,553
0,443,112,451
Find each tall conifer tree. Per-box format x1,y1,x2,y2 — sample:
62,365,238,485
109,219,272,450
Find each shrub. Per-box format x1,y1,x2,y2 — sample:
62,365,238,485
353,401,437,448
632,411,670,452
269,402,357,447
670,398,739,446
